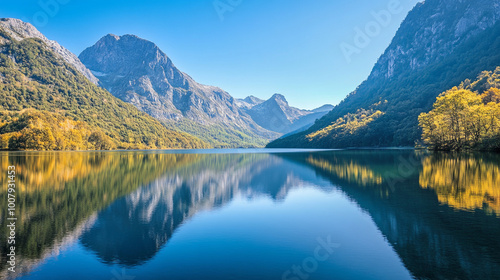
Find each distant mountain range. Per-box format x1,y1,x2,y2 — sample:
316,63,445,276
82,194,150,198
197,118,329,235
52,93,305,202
268,0,500,148
237,94,333,134
0,18,332,149
79,34,331,147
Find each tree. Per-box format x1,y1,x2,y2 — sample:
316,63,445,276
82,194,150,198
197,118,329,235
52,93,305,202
481,88,500,104
419,87,500,150
88,131,115,150
18,127,56,151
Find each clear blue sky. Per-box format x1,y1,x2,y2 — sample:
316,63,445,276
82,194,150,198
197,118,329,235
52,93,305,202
2,0,421,109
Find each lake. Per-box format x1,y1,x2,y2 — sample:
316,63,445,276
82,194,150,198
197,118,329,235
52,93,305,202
1,149,499,280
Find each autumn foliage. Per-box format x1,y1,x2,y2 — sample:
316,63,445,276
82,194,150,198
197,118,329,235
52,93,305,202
419,69,500,151
0,30,209,151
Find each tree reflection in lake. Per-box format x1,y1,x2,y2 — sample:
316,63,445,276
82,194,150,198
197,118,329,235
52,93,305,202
2,150,500,280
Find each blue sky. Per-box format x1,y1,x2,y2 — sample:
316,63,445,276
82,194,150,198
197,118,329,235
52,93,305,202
2,0,421,109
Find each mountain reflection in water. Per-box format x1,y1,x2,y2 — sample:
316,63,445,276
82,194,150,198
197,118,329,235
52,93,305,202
1,150,499,280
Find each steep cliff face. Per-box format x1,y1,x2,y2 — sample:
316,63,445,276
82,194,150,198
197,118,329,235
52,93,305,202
269,0,500,148
371,0,500,80
79,35,277,147
0,18,99,85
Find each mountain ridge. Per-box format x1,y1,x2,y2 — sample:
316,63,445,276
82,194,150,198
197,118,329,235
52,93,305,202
268,0,500,148
0,21,208,150
237,94,333,134
0,18,99,85
79,34,279,148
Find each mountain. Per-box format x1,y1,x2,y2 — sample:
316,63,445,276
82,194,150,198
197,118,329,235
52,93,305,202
0,19,208,150
79,34,278,148
237,93,333,134
235,95,265,109
0,18,99,85
312,104,334,113
268,0,500,148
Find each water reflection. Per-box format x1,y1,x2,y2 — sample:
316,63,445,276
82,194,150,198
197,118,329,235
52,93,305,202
0,152,203,278
79,154,333,267
420,153,500,215
283,150,500,280
306,156,383,186
1,150,499,280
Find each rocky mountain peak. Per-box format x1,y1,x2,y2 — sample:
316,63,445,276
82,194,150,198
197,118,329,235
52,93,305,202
244,94,330,134
370,0,500,80
0,18,43,41
106,34,121,40
243,96,264,105
79,33,279,146
0,18,99,85
270,93,288,105
80,34,171,78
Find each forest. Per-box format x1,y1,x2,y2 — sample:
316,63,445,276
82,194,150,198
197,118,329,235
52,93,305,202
0,28,209,150
419,68,500,151
267,21,500,149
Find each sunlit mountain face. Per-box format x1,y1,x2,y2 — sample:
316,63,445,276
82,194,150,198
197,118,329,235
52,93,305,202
2,150,500,280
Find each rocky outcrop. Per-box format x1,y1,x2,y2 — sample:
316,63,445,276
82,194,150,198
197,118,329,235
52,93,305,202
269,0,500,148
235,95,265,109
371,0,500,80
0,18,99,85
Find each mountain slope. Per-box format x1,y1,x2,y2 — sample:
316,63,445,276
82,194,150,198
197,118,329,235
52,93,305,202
245,94,310,133
0,18,99,85
79,34,278,148
312,104,334,113
0,22,208,150
268,0,500,148
239,94,333,134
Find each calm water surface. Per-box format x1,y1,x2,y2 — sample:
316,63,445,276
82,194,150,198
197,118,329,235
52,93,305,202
0,149,499,280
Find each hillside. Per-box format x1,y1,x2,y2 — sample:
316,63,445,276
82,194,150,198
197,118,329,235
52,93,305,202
0,23,208,150
79,34,278,148
0,18,98,85
419,67,500,151
268,0,500,148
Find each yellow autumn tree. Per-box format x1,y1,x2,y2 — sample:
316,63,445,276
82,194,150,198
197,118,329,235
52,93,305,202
419,88,500,150
481,88,500,104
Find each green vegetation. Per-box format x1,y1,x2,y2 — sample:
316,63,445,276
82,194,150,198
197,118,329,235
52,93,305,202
305,107,384,147
0,109,116,150
165,119,269,148
419,69,500,151
268,21,500,148
0,29,209,150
